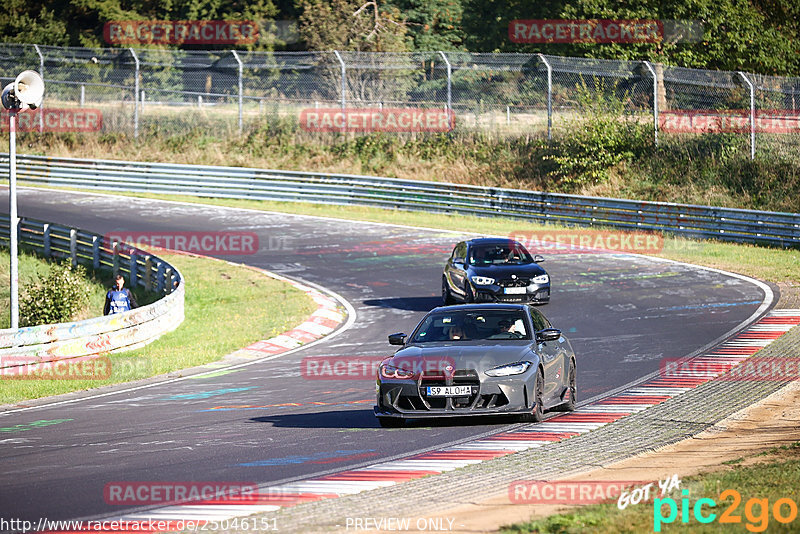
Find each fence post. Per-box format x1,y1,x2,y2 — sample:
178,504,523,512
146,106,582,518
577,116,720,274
144,255,152,290
231,50,243,133
333,50,346,133
80,85,85,107
537,54,552,141
43,223,50,258
156,260,165,292
69,228,78,267
129,48,140,138
33,44,44,133
438,51,452,113
129,253,137,288
642,61,659,147
112,241,120,274
92,235,100,269
737,71,756,160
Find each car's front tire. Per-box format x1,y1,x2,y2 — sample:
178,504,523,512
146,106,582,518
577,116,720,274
556,359,576,412
520,369,545,423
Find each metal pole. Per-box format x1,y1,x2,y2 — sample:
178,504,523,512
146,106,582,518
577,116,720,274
231,50,243,133
80,85,85,107
33,45,44,134
438,51,452,113
737,71,755,160
129,48,139,138
8,110,18,329
642,61,659,146
538,54,552,141
333,51,346,132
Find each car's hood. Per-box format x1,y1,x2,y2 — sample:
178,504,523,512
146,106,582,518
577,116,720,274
469,263,546,277
389,342,535,373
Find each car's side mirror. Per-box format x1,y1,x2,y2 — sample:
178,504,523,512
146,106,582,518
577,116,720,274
388,333,407,346
453,258,465,267
536,328,561,342
533,254,545,263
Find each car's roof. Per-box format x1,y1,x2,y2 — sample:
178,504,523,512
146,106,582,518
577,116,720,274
465,237,521,246
429,303,528,313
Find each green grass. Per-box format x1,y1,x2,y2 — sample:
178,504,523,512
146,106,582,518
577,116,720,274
0,252,316,403
501,444,800,533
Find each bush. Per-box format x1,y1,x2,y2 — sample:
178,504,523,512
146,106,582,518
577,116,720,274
20,261,93,327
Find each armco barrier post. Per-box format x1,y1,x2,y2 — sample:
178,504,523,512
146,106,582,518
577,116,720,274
144,255,152,290
69,228,77,267
156,260,165,292
92,235,100,269
129,253,137,288
43,223,50,257
112,241,120,273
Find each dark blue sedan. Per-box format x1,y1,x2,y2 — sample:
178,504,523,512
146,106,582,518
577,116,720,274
442,238,550,305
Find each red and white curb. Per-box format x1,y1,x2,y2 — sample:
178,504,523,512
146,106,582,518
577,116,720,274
220,269,345,360
110,309,800,525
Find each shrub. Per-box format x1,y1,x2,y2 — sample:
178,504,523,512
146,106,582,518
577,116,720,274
20,261,92,327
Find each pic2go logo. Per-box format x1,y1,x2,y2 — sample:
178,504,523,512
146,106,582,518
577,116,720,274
654,489,800,532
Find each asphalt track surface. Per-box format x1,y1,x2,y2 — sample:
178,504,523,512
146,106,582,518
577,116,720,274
0,188,772,526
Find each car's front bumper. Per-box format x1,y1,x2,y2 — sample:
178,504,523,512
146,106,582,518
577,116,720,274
375,372,537,419
472,284,550,303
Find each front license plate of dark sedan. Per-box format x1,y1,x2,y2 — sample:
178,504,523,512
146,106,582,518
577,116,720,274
426,385,472,397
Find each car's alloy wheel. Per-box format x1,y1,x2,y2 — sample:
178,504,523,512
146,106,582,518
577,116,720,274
442,276,455,305
521,369,544,423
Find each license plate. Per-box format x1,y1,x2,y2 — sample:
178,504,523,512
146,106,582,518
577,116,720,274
504,287,526,294
426,386,473,397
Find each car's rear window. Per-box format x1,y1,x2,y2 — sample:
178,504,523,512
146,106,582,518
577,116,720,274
412,310,530,342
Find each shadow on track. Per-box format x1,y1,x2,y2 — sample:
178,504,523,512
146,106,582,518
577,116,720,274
249,410,521,429
362,296,443,312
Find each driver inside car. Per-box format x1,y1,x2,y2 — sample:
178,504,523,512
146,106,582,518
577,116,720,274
448,325,466,340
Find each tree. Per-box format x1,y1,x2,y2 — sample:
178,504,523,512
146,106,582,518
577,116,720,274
297,0,409,52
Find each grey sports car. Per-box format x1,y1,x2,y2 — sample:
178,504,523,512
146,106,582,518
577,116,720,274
374,303,577,427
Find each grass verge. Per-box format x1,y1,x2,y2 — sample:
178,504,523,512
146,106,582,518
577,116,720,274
501,442,800,533
0,252,316,404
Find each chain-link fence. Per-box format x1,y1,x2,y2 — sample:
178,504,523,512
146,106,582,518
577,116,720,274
1,44,798,159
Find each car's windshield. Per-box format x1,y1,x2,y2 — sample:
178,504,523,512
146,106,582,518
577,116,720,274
411,310,530,342
468,243,533,266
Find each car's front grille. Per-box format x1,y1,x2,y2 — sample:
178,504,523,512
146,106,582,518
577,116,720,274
498,278,530,287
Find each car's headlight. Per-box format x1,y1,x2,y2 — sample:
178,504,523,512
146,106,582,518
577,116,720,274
532,274,549,285
471,276,495,285
379,364,415,380
485,361,532,377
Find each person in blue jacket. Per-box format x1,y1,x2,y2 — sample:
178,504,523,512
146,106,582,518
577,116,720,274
104,274,138,315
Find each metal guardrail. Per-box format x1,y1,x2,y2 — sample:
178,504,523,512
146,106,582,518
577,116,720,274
0,214,184,367
2,154,799,247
